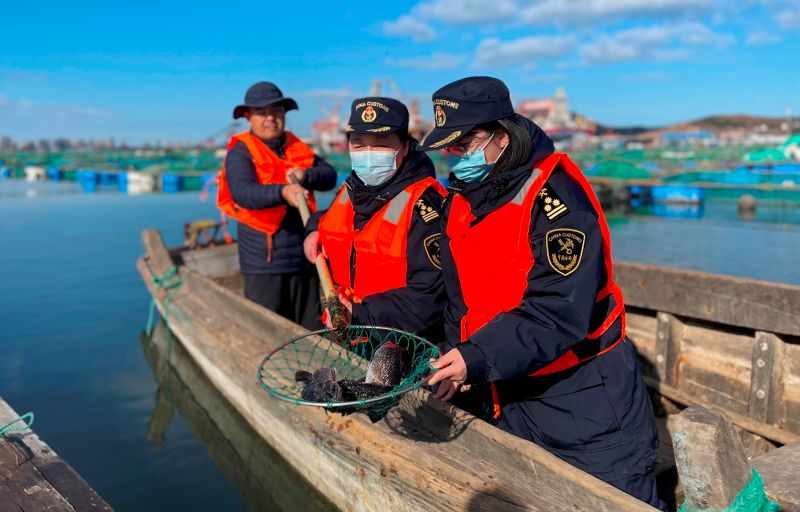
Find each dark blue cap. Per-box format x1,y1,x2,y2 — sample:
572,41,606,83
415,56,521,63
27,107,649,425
233,81,298,119
345,97,409,135
418,76,514,151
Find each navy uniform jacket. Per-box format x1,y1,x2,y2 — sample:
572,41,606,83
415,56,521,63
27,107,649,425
224,132,338,274
439,117,660,497
308,148,446,341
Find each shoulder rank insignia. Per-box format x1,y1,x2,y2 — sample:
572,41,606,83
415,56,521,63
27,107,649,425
545,229,585,276
415,198,440,224
423,233,443,269
537,186,568,221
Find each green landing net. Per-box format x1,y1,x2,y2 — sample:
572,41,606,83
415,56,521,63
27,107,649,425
257,326,439,422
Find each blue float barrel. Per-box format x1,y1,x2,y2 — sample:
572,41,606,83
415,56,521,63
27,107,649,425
46,167,63,181
161,173,183,193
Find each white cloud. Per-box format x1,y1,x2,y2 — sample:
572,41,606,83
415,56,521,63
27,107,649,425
382,15,437,42
522,0,716,25
474,35,576,68
776,9,800,29
0,95,112,121
746,31,781,44
391,0,716,28
386,52,468,71
415,0,519,25
580,23,734,63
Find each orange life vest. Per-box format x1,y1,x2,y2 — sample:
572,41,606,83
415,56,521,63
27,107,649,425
318,177,446,301
217,131,317,236
446,153,626,419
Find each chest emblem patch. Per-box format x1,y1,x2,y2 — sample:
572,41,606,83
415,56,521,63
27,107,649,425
545,229,585,276
423,233,443,269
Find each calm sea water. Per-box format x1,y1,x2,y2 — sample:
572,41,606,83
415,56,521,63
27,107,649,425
1,179,799,511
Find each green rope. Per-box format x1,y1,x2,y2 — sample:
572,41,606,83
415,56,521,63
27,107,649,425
679,468,780,512
0,412,34,436
145,265,185,336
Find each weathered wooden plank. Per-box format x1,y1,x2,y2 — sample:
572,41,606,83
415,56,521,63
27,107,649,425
749,332,780,423
141,229,175,277
0,478,23,512
616,260,800,337
179,243,238,278
671,407,751,510
3,456,76,512
644,377,798,445
137,254,657,512
0,399,111,512
655,312,684,386
753,440,800,512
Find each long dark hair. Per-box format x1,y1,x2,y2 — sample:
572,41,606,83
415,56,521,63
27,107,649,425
474,115,532,173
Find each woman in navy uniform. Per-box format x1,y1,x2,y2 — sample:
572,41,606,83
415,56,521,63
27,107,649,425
423,77,665,510
304,97,446,340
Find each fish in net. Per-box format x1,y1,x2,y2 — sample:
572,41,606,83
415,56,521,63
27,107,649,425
257,326,439,422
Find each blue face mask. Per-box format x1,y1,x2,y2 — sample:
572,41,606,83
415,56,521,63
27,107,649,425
449,132,506,183
350,150,398,187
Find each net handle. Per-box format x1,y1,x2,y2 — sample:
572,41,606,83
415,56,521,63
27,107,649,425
290,176,342,319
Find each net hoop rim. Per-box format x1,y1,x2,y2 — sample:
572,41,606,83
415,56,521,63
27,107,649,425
256,325,436,409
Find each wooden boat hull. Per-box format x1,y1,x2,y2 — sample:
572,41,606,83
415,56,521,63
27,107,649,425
137,228,800,510
137,229,656,511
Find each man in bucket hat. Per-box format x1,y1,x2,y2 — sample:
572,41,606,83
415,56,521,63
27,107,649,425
218,81,337,329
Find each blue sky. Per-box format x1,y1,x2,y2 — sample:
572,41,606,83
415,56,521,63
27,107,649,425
1,0,798,144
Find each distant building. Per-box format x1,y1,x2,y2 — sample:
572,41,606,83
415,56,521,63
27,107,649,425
659,131,717,147
517,87,575,132
311,104,347,154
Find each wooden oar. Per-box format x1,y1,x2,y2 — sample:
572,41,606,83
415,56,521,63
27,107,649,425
290,178,350,341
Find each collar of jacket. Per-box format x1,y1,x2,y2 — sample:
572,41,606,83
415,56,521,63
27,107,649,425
345,146,436,230
448,115,555,220
249,130,287,158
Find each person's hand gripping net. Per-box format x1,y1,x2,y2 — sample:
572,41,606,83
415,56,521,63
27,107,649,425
428,348,471,401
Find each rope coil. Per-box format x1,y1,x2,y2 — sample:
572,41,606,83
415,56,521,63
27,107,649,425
0,412,35,437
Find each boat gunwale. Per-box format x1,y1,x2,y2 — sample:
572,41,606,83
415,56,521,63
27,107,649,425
136,229,658,512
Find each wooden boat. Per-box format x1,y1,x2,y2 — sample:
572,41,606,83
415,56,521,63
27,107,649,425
0,398,112,511
137,228,800,511
140,321,335,511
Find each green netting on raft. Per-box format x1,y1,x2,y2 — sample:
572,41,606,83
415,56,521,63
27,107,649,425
679,468,780,512
257,326,439,422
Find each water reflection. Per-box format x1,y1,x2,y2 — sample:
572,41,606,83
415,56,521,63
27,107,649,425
140,322,336,512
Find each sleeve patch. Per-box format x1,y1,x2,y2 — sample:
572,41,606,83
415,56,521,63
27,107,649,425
423,233,443,269
537,186,568,221
545,229,585,276
415,198,440,224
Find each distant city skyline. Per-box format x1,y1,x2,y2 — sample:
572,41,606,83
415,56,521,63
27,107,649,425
2,0,798,144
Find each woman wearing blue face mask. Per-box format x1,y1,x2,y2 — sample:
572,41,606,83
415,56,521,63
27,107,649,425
303,97,447,340
420,77,665,510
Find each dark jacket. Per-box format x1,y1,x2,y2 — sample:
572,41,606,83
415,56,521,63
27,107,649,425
308,148,446,341
439,118,661,500
440,115,618,393
224,132,338,274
